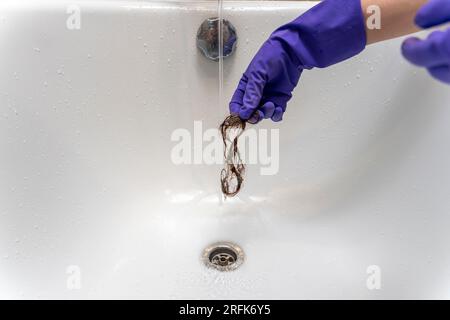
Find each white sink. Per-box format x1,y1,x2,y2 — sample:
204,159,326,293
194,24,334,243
1,0,450,299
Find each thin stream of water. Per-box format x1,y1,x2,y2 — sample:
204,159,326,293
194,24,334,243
218,0,225,205
218,0,224,116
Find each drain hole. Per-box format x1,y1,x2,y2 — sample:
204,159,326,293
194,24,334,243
202,242,244,271
209,247,237,266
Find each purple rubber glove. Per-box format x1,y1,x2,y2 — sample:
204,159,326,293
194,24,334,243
229,0,367,124
402,0,450,84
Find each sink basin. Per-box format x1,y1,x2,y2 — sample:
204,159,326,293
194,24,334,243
1,0,450,299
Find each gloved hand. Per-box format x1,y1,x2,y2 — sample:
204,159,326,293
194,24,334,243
229,0,367,124
402,0,450,84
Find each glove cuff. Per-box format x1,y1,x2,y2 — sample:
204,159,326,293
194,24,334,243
272,0,367,69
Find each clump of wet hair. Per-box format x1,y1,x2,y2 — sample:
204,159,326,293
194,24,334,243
220,114,247,197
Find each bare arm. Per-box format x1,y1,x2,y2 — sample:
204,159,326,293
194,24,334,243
362,0,428,44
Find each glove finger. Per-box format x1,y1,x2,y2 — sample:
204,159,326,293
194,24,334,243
401,31,450,67
247,110,264,124
229,102,242,115
229,76,247,114
271,106,285,122
415,0,450,28
230,76,247,102
428,65,450,83
241,75,266,120
260,101,275,119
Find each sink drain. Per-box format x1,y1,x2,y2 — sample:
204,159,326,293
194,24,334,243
202,242,244,271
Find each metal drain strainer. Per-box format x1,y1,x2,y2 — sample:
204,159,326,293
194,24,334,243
202,242,244,271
